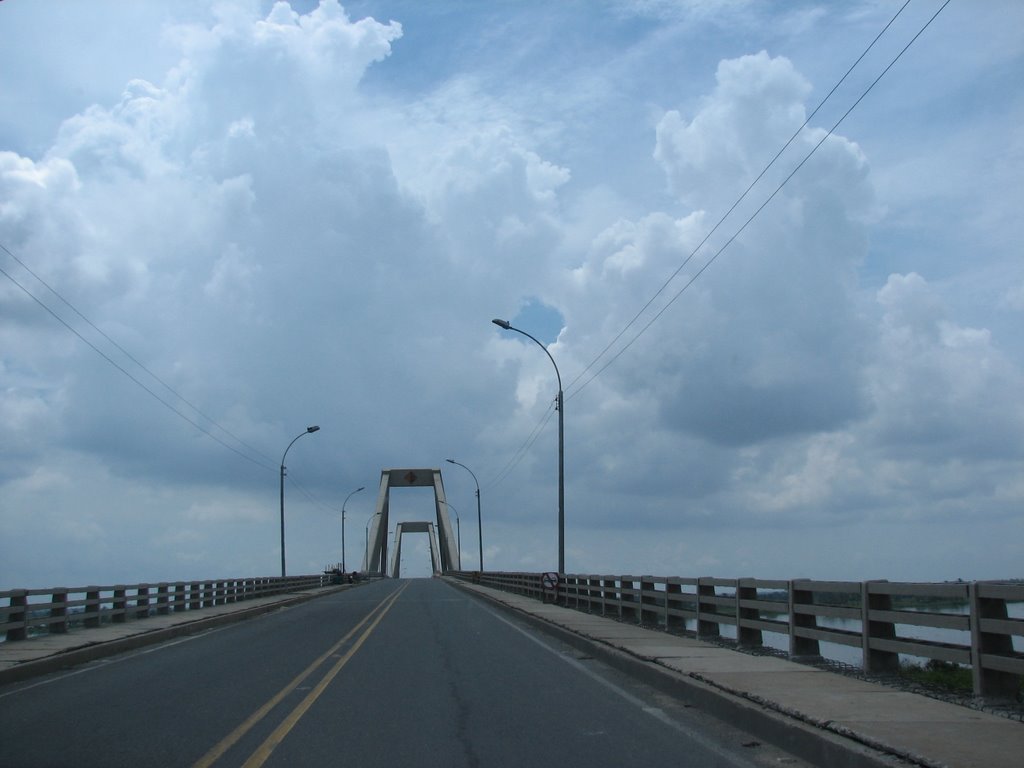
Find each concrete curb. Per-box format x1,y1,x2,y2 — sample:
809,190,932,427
448,578,913,768
0,585,351,687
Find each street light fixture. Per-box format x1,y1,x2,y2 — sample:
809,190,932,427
341,486,365,573
446,458,483,571
492,318,564,573
279,425,320,577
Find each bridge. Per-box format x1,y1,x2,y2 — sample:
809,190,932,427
2,467,1023,766
1,570,1022,767
362,467,461,577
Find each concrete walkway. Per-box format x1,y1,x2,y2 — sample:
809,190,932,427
450,579,1023,768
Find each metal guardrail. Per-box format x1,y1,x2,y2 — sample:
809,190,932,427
453,571,1024,700
0,575,328,643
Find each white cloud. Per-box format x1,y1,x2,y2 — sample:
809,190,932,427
2,1,1022,587
999,281,1024,312
655,52,814,211
569,51,874,449
868,273,1024,459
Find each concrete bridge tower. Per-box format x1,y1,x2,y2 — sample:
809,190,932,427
362,468,460,576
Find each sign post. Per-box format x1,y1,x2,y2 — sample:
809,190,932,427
542,571,559,603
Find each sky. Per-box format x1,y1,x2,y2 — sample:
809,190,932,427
2,0,1022,588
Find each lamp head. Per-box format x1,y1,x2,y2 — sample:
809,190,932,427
491,318,511,329
445,458,455,464
306,425,320,433
357,486,365,492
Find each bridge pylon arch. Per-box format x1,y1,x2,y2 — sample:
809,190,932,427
389,522,442,578
362,468,460,576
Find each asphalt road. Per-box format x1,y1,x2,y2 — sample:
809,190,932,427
0,579,812,767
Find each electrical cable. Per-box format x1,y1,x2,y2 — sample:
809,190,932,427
0,261,277,473
3,1,951,491
1,242,276,467
566,0,950,401
484,0,949,485
565,0,914,395
288,475,336,514
486,0,927,479
482,402,556,490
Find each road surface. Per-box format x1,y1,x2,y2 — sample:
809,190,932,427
0,578,812,767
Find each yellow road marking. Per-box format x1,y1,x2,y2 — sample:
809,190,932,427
240,583,407,767
192,584,406,768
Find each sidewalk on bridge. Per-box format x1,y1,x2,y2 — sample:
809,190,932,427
450,578,1023,768
0,584,352,687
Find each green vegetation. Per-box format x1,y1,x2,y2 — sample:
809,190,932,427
900,660,973,694
900,660,1024,701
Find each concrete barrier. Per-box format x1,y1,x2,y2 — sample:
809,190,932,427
0,575,328,643
453,570,1024,700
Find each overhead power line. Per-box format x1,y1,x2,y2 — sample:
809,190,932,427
482,400,556,491
0,248,277,473
485,0,950,484
565,0,950,401
288,475,336,514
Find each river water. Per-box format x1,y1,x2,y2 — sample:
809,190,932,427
714,602,1024,668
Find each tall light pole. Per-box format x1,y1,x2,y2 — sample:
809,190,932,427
492,318,564,573
446,458,483,571
280,425,320,577
341,486,365,572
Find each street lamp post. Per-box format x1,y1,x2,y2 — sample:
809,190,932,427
492,318,564,574
446,458,483,571
280,425,320,578
341,486,365,573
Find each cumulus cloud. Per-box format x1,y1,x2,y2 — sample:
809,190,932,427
2,1,1022,585
655,52,815,211
567,51,872,449
869,273,1024,460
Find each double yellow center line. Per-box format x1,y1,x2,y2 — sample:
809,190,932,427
193,583,408,768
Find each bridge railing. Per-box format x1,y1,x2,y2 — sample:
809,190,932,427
0,575,329,643
452,571,1024,700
